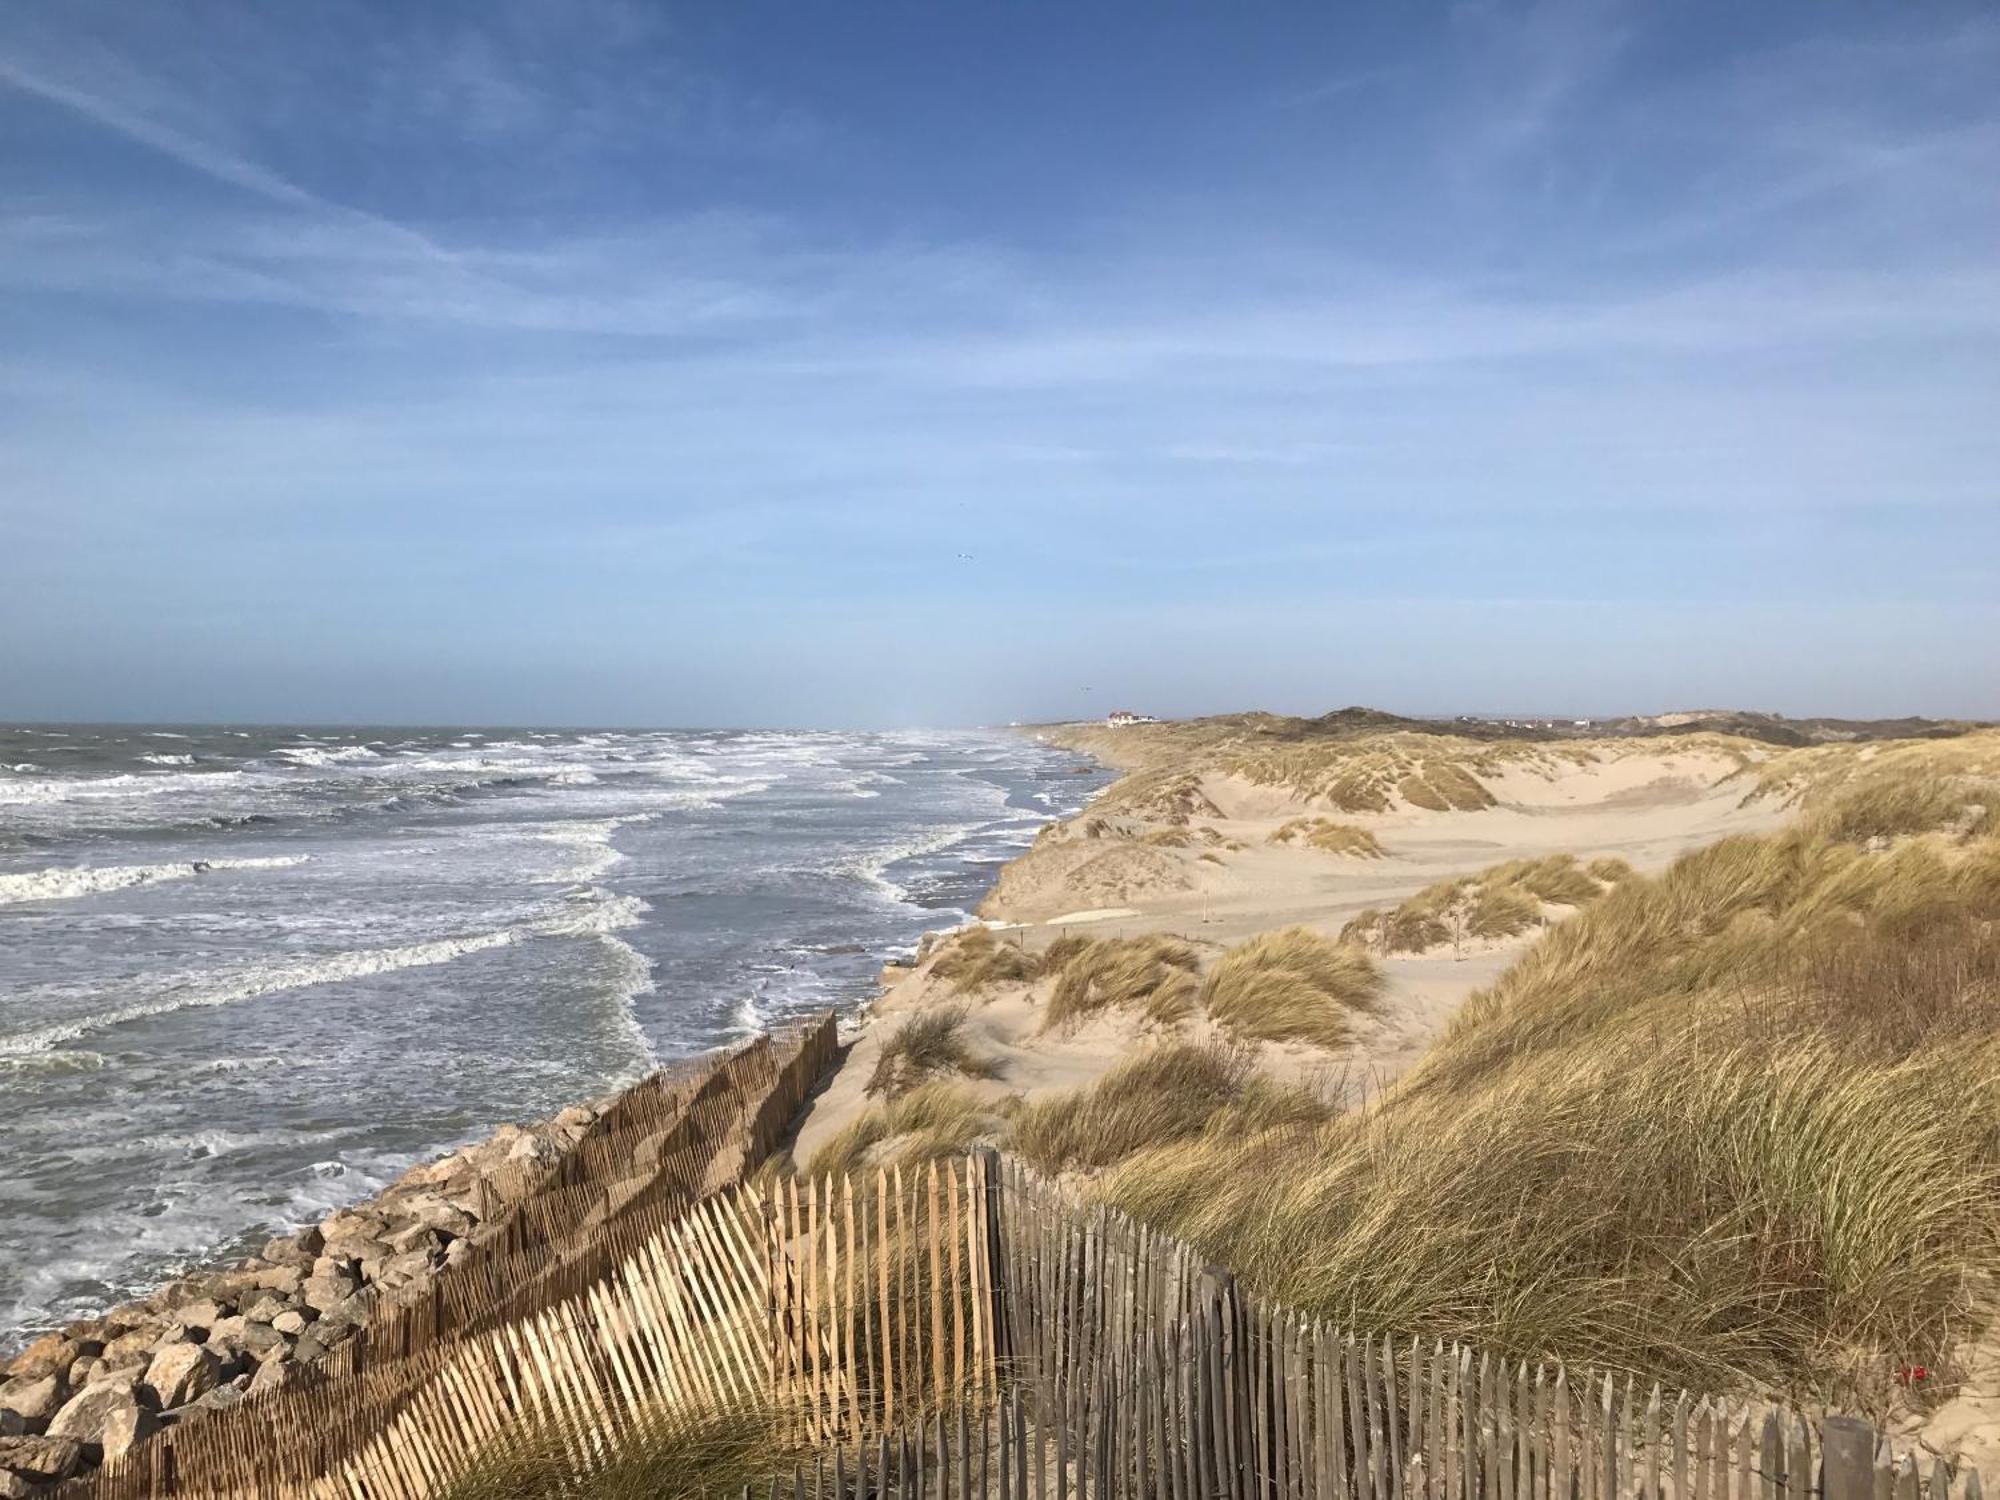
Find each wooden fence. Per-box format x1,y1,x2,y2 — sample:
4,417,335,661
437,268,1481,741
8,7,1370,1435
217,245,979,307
67,1132,1981,1499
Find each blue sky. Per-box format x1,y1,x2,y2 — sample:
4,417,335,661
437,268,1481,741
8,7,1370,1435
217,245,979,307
2,1,1995,726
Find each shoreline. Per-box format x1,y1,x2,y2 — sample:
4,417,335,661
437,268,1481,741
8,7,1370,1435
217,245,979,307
0,740,1114,1490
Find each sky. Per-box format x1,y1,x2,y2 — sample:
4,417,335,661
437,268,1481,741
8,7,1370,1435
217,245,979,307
1,1,1996,727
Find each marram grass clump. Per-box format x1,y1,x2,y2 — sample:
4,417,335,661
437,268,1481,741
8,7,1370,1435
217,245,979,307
1341,853,1618,955
440,1400,803,1500
1039,934,1202,1032
1199,927,1383,1048
1012,1041,1332,1175
866,1007,998,1099
807,1080,1006,1179
1268,818,1385,858
927,925,1040,991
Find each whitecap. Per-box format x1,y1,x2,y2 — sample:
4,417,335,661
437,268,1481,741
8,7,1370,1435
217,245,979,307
0,929,516,1057
138,753,195,767
0,855,309,906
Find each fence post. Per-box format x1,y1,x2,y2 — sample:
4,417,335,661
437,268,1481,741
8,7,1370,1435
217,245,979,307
975,1146,1009,1387
1820,1418,1876,1500
1197,1264,1244,1500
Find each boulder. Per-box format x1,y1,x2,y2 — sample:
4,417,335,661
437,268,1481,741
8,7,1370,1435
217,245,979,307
204,1315,248,1347
3,1335,76,1383
101,1330,157,1368
168,1299,226,1337
372,1250,437,1290
0,1376,62,1427
0,1468,33,1498
259,1235,316,1270
248,1355,298,1396
235,1322,286,1360
300,1267,359,1314
270,1310,311,1337
141,1343,218,1411
0,1414,20,1440
241,1295,291,1324
66,1357,102,1388
251,1263,306,1296
46,1383,156,1466
0,1435,82,1484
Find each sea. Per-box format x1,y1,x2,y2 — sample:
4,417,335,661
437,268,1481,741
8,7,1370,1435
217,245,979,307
0,724,1108,1346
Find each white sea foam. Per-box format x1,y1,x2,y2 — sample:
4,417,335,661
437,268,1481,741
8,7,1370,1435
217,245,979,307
274,745,379,767
0,855,309,906
5,762,43,773
138,753,195,766
531,815,648,884
0,770,241,806
0,930,516,1057
843,821,989,905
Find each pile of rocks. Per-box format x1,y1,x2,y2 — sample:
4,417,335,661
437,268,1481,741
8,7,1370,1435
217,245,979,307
0,1102,608,1496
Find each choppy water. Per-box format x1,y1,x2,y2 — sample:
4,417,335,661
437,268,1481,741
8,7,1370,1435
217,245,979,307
0,724,1107,1344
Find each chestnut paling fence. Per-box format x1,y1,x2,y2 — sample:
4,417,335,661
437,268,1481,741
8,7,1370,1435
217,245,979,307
64,1058,1981,1500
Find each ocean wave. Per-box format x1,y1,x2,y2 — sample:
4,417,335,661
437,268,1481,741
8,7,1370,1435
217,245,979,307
0,770,242,807
4,762,44,774
0,930,516,1057
841,821,991,905
0,855,309,906
531,815,650,884
273,744,380,767
138,753,195,766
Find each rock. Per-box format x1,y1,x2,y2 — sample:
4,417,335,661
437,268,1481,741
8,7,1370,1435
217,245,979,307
204,1315,248,1347
235,1322,286,1360
168,1299,225,1337
3,1335,76,1383
0,1414,20,1440
0,1376,62,1427
66,1357,102,1388
46,1383,156,1465
270,1310,311,1337
259,1235,315,1269
141,1343,218,1410
190,1378,247,1417
0,1434,82,1484
248,1356,297,1396
101,1330,157,1367
251,1263,306,1296
372,1249,437,1289
300,1268,359,1315
241,1295,291,1324
0,1468,32,1498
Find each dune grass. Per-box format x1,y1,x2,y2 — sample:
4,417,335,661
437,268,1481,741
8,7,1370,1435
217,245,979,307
865,1007,998,1099
1341,853,1617,955
807,1081,1005,1180
927,925,1040,991
1199,927,1383,1048
1100,777,2000,1403
441,1400,801,1500
1268,818,1385,858
1039,934,1203,1032
1011,1041,1333,1175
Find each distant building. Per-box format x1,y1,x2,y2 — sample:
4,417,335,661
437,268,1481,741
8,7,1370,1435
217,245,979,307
1106,710,1157,727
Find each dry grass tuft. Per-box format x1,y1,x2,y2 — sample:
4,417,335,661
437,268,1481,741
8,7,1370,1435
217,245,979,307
1269,818,1386,858
865,1007,998,1099
1342,854,1613,955
1041,935,1202,1032
1199,927,1383,1049
927,925,1040,991
1012,1042,1332,1174
441,1400,801,1500
806,1081,1005,1180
